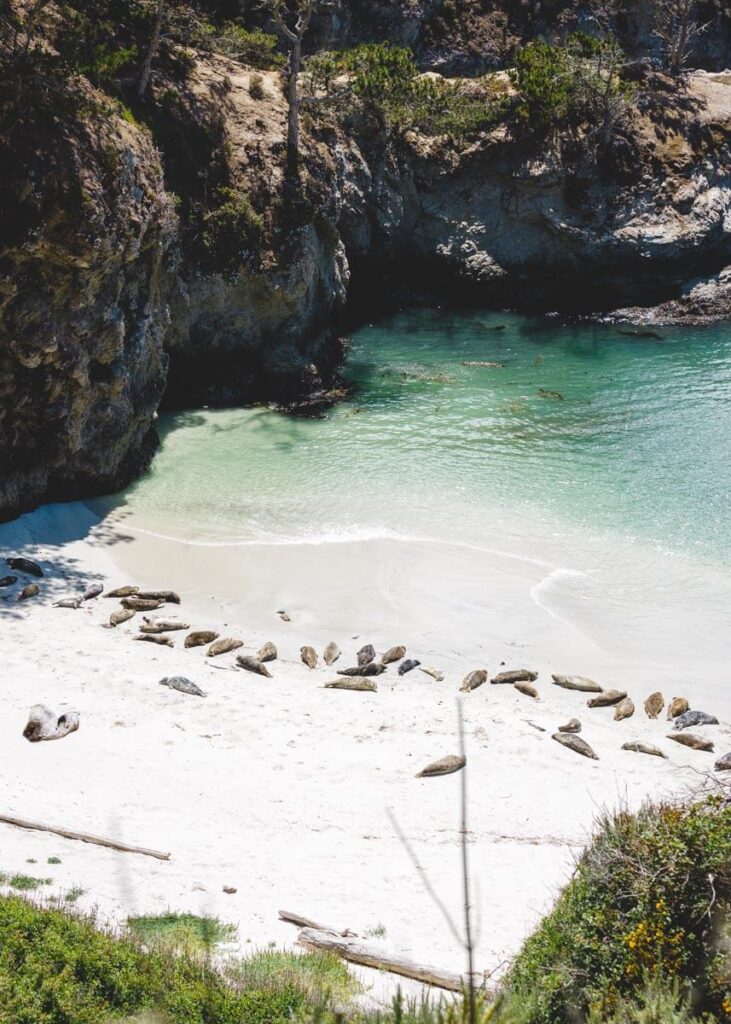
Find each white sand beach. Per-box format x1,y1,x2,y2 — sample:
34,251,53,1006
1,499,730,1005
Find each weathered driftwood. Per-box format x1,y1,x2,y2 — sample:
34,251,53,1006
23,705,79,742
297,927,464,991
278,910,354,936
0,814,171,860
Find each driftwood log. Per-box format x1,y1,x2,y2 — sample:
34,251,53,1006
23,705,79,742
278,909,355,937
0,814,171,860
297,927,464,991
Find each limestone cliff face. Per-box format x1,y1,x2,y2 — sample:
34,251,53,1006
0,104,178,519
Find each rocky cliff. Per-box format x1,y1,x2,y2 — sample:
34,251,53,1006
1,2,731,519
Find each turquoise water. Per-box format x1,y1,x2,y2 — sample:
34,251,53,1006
118,309,731,563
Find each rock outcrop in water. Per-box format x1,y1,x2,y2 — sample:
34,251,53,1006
1,1,731,518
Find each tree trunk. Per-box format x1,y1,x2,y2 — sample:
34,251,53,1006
138,0,164,99
286,36,301,181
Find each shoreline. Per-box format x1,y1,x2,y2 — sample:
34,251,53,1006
0,500,729,1004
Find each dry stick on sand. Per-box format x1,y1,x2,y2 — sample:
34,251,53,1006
278,909,356,937
297,928,465,992
0,814,171,861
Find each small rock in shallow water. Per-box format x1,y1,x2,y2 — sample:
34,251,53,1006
492,669,537,684
552,733,599,760
622,741,667,759
672,710,718,731
236,654,272,677
323,641,340,665
667,697,689,720
7,557,43,578
160,676,206,697
207,638,243,658
301,646,318,669
644,692,664,719
587,689,627,708
558,718,582,734
257,642,277,662
381,645,406,665
416,754,466,778
357,644,375,667
398,659,421,676
185,630,219,649
18,583,39,601
614,697,635,721
668,733,714,752
460,670,486,692
552,674,603,692
325,678,377,692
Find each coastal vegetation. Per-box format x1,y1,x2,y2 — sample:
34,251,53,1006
0,797,728,1023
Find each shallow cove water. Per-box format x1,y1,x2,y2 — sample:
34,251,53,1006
96,309,731,675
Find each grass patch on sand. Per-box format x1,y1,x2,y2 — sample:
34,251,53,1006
227,948,360,1006
127,912,237,956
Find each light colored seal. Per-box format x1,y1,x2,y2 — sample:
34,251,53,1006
357,644,376,667
622,741,667,759
134,634,174,647
514,681,539,699
667,697,689,720
416,754,466,778
587,689,627,708
236,654,272,677
552,733,599,760
207,638,243,658
420,666,445,681
668,733,714,752
323,641,340,665
644,692,664,719
54,597,83,609
551,674,603,692
257,642,277,663
104,586,138,598
325,678,377,692
492,669,538,684
381,645,406,665
614,697,635,721
122,597,164,612
109,608,136,627
140,619,190,634
160,676,206,697
460,670,487,692
138,590,181,604
301,646,318,669
83,583,103,601
184,630,219,649
558,718,581,734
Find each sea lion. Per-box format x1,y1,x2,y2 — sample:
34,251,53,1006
54,597,83,609
122,597,164,612
184,630,219,649
109,608,135,627
7,557,43,577
622,741,667,759
552,674,603,692
614,697,635,721
668,733,714,752
134,634,174,647
552,733,599,760
140,620,190,634
644,692,664,719
420,666,445,681
160,676,206,697
514,681,539,699
714,752,731,771
257,642,277,662
672,710,719,731
325,678,377,692
236,654,272,677
105,586,139,598
83,583,103,601
460,670,487,692
137,590,181,604
416,754,466,778
398,659,421,676
491,669,538,684
207,638,243,658
323,641,340,665
18,583,39,601
357,644,376,667
338,663,385,677
0,576,17,587
381,645,406,665
558,718,581,734
301,646,318,669
667,697,689,720
587,689,627,708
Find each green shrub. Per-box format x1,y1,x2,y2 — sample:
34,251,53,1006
501,797,731,1024
128,913,236,956
203,186,263,271
195,22,284,70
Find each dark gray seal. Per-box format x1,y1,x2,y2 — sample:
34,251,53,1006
338,663,385,677
357,644,376,667
0,575,17,588
672,710,719,731
7,557,43,577
160,676,206,697
398,659,421,676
